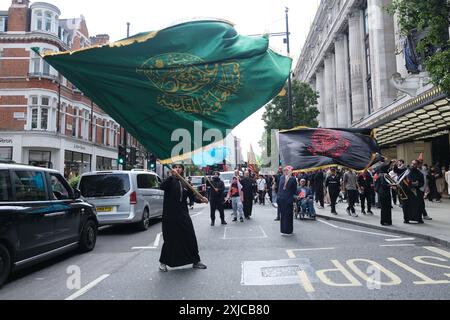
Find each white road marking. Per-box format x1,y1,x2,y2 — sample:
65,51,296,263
423,246,450,258
385,238,416,242
190,212,204,218
380,244,416,247
131,247,157,250
153,232,162,247
65,274,110,300
259,226,268,239
287,247,335,258
317,219,400,238
222,226,268,240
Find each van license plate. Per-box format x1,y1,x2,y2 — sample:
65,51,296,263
96,206,113,212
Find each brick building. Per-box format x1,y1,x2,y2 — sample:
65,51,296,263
0,0,146,178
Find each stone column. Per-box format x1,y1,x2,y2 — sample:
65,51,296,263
315,67,326,127
334,34,350,128
324,52,337,127
348,8,367,123
367,0,397,110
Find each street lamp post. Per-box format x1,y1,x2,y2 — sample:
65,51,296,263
121,22,131,170
247,8,294,129
285,7,294,129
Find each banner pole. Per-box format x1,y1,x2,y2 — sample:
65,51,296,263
163,164,207,202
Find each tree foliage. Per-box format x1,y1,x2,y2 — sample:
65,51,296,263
262,80,319,132
388,0,450,95
259,80,319,164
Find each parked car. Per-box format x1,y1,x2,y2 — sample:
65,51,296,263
78,169,163,230
0,164,98,288
190,176,207,197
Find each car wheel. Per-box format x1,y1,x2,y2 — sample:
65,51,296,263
137,208,150,231
0,244,12,288
79,220,97,253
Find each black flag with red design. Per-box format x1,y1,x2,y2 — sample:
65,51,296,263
279,127,380,172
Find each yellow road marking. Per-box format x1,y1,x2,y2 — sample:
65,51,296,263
388,257,450,285
297,271,315,293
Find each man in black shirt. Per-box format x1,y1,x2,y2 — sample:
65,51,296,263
325,168,341,214
206,172,227,226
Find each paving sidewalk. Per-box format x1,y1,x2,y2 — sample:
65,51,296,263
314,197,450,247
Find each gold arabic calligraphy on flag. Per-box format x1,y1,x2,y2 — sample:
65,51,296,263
137,53,241,115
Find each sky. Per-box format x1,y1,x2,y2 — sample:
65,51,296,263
1,0,320,158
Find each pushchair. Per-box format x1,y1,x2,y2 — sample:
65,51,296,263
294,195,316,220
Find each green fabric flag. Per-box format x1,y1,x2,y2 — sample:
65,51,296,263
37,20,291,163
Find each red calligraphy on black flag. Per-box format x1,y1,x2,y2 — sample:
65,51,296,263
307,129,351,158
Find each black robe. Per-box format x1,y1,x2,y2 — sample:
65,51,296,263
277,176,297,234
159,176,201,267
241,177,254,217
403,168,424,223
375,173,392,225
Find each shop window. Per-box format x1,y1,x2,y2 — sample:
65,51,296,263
64,151,92,179
0,147,12,161
29,150,52,169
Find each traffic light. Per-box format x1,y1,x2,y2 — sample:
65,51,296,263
130,147,137,167
118,146,126,166
148,153,157,171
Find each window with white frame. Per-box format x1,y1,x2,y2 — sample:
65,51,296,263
72,108,78,137
29,96,51,131
35,10,43,31
0,16,6,32
92,116,97,143
109,122,115,147
44,11,52,32
82,110,90,140
59,103,66,134
30,49,53,75
101,120,106,145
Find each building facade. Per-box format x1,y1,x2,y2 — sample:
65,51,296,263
0,0,147,178
295,0,450,168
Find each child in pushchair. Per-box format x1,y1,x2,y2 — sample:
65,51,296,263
294,179,316,220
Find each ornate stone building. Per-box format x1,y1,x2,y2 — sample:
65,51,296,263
295,0,450,168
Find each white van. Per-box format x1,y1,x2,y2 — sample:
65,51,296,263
78,170,164,231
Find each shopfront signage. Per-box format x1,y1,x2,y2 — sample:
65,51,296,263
74,144,87,151
0,138,13,145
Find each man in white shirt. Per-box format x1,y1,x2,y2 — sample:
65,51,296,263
257,175,267,205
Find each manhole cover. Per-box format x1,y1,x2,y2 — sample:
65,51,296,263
261,265,301,277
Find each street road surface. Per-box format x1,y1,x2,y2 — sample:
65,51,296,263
1,204,450,300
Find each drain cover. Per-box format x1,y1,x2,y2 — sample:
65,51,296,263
261,265,302,277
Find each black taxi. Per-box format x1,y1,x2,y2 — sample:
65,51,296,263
0,164,98,287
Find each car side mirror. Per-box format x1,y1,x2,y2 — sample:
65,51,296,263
73,188,81,200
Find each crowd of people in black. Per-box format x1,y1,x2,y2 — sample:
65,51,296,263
158,161,449,271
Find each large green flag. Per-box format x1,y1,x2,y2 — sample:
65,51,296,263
37,19,291,163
